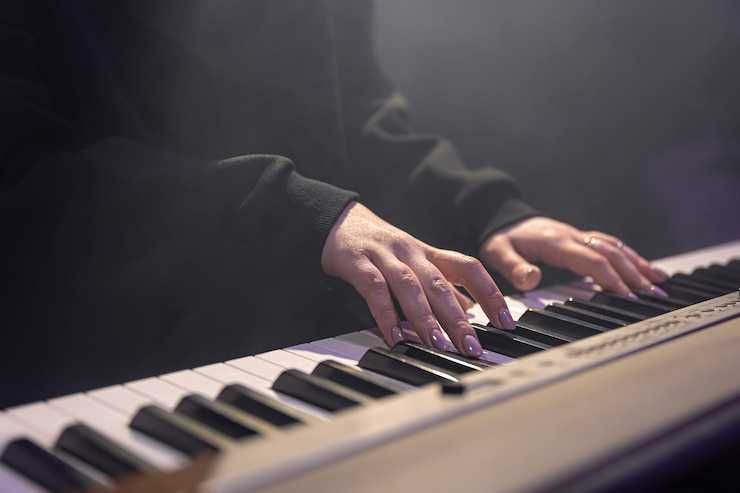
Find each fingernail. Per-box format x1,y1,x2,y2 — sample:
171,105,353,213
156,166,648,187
391,326,405,345
649,285,669,298
430,329,449,351
626,292,638,300
498,308,515,330
462,334,483,357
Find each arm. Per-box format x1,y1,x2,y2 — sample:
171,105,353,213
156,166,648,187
329,0,669,296
1,2,359,402
1,3,357,282
329,0,538,256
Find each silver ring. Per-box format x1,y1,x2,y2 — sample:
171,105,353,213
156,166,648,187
583,236,598,249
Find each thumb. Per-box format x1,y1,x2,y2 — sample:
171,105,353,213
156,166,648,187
484,239,542,291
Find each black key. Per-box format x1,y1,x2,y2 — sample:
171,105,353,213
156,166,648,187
545,303,627,329
518,309,605,339
668,274,729,295
55,423,155,480
392,342,483,375
1,438,97,493
705,264,740,282
659,282,713,304
565,298,645,324
471,325,546,358
692,266,736,284
688,270,739,291
358,347,459,386
486,321,572,346
635,292,691,309
675,272,735,292
175,394,261,440
272,369,368,412
590,292,669,317
130,405,221,458
312,360,398,399
217,384,304,428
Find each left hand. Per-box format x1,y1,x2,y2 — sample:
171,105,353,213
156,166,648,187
479,217,669,297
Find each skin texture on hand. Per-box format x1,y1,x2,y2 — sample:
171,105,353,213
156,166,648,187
480,217,669,297
321,201,514,357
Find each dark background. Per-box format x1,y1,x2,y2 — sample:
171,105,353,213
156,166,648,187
375,0,740,259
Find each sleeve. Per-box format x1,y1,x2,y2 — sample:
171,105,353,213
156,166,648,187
1,2,357,285
1,3,359,404
328,0,538,255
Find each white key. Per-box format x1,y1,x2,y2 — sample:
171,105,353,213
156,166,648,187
285,343,359,368
125,377,187,410
655,240,740,274
480,350,514,365
0,464,46,493
194,363,273,391
311,338,368,362
5,402,72,442
88,385,151,416
0,413,49,447
256,350,317,373
336,330,384,349
226,356,284,381
47,394,185,470
159,370,223,399
467,302,493,325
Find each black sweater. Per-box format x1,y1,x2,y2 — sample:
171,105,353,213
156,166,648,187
0,0,536,405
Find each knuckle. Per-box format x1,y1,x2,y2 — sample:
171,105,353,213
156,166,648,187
589,255,611,271
363,273,388,294
395,268,420,290
429,277,453,296
461,255,484,273
391,238,416,258
541,228,561,241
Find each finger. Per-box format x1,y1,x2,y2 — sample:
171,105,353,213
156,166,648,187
542,240,634,297
371,253,449,352
411,259,478,354
430,249,515,331
345,256,404,347
453,286,475,311
585,232,668,283
482,237,542,291
583,237,668,297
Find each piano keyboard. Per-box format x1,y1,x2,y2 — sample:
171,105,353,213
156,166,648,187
2,241,740,493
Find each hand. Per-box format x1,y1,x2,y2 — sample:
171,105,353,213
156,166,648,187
480,217,669,296
322,202,515,356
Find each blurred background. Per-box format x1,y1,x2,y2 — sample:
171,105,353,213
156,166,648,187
375,0,740,259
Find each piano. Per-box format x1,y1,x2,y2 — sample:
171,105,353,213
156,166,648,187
2,240,740,493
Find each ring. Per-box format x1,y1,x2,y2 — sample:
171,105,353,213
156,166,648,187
615,240,625,250
583,236,598,249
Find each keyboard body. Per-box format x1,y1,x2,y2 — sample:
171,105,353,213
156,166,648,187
2,240,739,492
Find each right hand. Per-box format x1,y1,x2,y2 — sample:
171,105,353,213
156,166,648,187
321,202,515,357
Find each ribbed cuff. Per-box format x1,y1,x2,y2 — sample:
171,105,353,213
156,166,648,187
226,157,359,278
